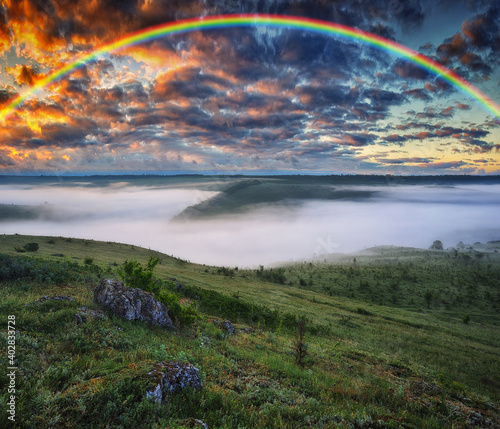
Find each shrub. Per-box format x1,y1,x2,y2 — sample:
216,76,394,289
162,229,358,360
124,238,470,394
118,256,160,294
463,314,471,324
157,290,200,326
84,257,94,265
256,267,287,284
118,257,199,327
23,242,39,252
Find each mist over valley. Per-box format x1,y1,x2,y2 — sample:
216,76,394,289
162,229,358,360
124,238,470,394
0,175,499,266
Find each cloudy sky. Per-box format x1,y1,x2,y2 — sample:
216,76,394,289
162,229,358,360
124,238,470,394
0,0,499,175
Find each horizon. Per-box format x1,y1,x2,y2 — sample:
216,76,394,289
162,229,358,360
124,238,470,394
2,172,500,178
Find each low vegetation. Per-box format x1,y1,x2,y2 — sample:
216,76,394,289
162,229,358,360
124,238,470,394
0,234,499,428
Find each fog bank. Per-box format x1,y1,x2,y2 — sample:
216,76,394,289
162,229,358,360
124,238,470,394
0,183,499,267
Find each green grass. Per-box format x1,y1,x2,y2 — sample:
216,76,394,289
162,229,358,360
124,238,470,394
0,234,499,428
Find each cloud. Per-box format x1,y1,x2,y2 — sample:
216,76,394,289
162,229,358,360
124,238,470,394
392,59,434,81
378,157,435,164
0,86,17,106
435,4,500,79
5,64,42,86
403,88,432,100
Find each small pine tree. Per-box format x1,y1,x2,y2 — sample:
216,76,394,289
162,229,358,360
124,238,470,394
293,319,308,367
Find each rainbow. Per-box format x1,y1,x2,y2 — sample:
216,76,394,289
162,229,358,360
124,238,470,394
1,14,499,122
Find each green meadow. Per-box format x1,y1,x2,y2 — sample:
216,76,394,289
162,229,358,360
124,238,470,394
0,234,499,428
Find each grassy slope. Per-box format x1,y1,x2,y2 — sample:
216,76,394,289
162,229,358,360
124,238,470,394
0,234,499,428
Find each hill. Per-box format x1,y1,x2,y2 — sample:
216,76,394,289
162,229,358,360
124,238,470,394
172,178,376,220
0,234,499,428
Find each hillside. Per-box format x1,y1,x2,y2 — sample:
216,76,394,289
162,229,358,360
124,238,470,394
172,178,376,220
0,234,499,428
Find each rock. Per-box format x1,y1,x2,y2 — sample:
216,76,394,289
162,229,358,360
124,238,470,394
179,418,210,428
213,319,236,335
146,362,202,404
174,282,185,293
223,320,236,335
93,279,175,329
74,307,108,324
36,295,74,304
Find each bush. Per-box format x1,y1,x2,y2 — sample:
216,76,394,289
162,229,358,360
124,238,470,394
84,257,94,265
118,257,199,327
0,253,102,284
157,290,200,326
23,242,39,252
256,267,287,284
118,256,160,294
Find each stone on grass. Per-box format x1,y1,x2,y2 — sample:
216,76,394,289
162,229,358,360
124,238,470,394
93,279,175,329
213,319,236,336
74,307,109,324
146,362,202,404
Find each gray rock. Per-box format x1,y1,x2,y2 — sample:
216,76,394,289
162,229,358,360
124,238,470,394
93,279,175,329
146,362,202,404
213,319,236,335
174,282,185,293
74,307,109,324
223,320,236,335
36,295,74,304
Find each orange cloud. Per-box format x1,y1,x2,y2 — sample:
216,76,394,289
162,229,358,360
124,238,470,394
5,64,43,86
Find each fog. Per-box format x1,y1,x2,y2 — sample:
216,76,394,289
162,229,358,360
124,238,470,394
1,182,499,267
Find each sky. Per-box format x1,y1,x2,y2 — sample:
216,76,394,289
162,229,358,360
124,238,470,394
0,0,499,175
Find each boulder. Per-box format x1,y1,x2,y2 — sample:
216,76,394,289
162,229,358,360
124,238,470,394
93,279,175,329
146,361,202,404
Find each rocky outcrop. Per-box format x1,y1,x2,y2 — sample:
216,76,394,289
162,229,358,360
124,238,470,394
93,279,175,329
146,362,202,404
